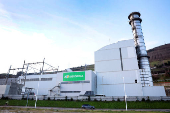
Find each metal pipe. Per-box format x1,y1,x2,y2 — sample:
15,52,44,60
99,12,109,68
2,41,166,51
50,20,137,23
41,58,45,75
5,65,11,85
128,12,153,86
24,64,29,86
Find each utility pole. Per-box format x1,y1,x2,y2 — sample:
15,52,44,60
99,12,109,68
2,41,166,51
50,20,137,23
123,77,127,111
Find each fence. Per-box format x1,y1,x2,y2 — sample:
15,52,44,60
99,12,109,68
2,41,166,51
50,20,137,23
1,95,170,101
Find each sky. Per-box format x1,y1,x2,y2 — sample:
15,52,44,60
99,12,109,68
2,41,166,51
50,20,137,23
0,0,170,74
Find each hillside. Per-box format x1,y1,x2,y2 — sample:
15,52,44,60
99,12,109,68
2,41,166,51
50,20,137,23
147,44,170,81
147,43,170,62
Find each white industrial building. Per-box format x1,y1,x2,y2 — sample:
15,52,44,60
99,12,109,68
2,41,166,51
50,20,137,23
18,70,97,96
0,12,166,97
93,12,165,96
95,39,165,96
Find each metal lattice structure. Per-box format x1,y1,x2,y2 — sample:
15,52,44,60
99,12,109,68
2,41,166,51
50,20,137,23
5,58,59,86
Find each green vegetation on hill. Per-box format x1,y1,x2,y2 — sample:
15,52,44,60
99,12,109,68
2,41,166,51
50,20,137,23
150,60,170,82
150,60,170,68
71,64,94,71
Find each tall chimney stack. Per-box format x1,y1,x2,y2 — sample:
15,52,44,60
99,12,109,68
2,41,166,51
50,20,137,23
128,12,153,86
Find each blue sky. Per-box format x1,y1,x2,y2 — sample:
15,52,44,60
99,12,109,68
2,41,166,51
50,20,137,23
0,0,170,73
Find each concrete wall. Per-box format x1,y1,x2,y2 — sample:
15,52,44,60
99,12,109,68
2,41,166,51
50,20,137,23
5,85,10,95
91,71,97,95
143,86,166,96
95,39,143,96
19,74,58,95
0,85,7,94
95,39,138,72
0,85,10,95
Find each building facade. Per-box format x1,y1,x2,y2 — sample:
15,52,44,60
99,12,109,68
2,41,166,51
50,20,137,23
95,39,166,96
18,70,97,96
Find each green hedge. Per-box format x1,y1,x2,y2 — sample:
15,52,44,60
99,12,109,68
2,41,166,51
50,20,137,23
0,100,170,109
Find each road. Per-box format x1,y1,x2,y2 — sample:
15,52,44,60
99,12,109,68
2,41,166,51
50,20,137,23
0,106,170,112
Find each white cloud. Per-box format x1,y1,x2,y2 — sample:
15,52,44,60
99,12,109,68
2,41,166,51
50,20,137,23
145,40,158,50
0,4,131,74
0,26,97,74
0,27,53,73
0,10,111,74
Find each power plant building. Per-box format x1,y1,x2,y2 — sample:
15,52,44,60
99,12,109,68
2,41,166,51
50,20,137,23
19,70,97,96
95,39,165,96
0,12,166,97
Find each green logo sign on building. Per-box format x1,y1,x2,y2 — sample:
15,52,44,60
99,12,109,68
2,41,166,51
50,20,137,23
63,71,85,81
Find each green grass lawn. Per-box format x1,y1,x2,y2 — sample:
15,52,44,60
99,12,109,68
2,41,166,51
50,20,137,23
0,100,170,109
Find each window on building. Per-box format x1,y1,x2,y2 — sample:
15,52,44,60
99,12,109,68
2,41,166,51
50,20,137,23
60,91,81,93
30,78,39,81
84,91,94,96
23,78,40,82
61,81,90,84
41,78,52,81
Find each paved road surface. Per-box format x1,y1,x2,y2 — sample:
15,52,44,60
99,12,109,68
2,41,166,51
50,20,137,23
0,106,170,112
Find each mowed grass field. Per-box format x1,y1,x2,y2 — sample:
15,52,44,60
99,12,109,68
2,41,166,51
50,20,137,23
0,100,170,109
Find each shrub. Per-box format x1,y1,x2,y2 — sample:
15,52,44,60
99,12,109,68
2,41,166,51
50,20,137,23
100,98,102,101
88,96,91,101
1,95,4,100
136,97,139,101
112,97,115,101
22,98,27,100
1,95,9,100
117,98,120,102
65,96,67,101
142,98,145,101
71,98,73,101
48,97,50,100
146,96,150,102
22,95,24,100
94,99,98,101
